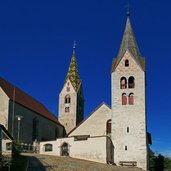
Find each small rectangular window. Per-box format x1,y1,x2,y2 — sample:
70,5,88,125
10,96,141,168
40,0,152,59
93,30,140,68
127,127,129,133
74,135,90,141
125,146,127,151
44,144,53,152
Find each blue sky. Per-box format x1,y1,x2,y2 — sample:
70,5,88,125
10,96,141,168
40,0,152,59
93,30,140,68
0,0,171,156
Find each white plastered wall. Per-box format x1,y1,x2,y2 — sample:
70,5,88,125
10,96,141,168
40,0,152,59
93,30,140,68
58,79,77,133
2,139,12,155
39,136,108,164
69,103,111,137
0,87,9,128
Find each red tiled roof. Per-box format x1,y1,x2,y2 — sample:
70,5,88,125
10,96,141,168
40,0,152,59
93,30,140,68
0,77,63,126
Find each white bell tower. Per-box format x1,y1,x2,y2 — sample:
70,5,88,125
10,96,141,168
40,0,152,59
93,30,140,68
111,14,148,170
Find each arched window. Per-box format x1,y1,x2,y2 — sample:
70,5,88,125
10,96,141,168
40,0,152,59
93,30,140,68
125,59,129,67
122,93,127,105
55,127,59,138
65,107,70,113
32,117,39,141
65,95,71,104
61,142,69,156
44,144,53,152
129,93,134,105
128,76,135,88
106,119,111,135
120,77,127,89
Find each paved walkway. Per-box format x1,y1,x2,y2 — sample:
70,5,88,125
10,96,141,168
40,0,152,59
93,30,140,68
24,153,144,171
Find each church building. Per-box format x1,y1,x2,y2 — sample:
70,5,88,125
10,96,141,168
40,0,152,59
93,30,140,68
0,13,152,171
39,14,152,171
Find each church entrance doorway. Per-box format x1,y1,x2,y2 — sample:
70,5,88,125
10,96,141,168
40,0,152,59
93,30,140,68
61,143,69,156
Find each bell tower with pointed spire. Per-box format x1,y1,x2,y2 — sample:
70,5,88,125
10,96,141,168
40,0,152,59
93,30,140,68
58,42,84,134
111,13,148,170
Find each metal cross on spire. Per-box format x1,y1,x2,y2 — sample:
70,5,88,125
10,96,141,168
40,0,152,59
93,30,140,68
126,0,131,16
73,41,77,55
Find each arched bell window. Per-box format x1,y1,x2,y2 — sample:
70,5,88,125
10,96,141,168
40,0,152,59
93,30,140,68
120,77,127,89
122,93,127,105
65,95,71,104
125,59,129,67
128,76,135,88
129,93,134,105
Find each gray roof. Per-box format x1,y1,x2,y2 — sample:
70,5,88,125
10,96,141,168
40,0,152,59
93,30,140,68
112,16,145,71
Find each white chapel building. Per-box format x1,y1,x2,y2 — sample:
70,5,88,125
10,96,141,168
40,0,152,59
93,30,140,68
39,14,152,171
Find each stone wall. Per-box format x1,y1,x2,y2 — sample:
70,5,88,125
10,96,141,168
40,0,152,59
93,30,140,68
111,51,148,170
8,100,64,144
39,136,111,164
58,79,78,134
0,87,9,128
69,103,111,137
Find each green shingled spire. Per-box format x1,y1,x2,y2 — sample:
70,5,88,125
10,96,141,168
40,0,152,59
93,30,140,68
113,14,145,70
65,43,81,91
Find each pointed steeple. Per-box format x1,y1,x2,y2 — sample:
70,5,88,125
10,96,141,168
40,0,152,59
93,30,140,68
65,42,81,92
112,14,145,71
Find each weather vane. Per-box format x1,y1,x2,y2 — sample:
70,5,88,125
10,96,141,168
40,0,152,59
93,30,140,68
72,41,77,55
73,41,77,50
126,0,131,16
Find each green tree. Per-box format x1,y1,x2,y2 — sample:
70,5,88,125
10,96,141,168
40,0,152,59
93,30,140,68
150,148,171,171
150,149,156,171
164,156,171,170
155,154,164,171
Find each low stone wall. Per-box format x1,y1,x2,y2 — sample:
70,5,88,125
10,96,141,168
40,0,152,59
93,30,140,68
39,136,110,164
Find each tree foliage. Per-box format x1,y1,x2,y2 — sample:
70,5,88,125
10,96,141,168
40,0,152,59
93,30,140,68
150,149,171,171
